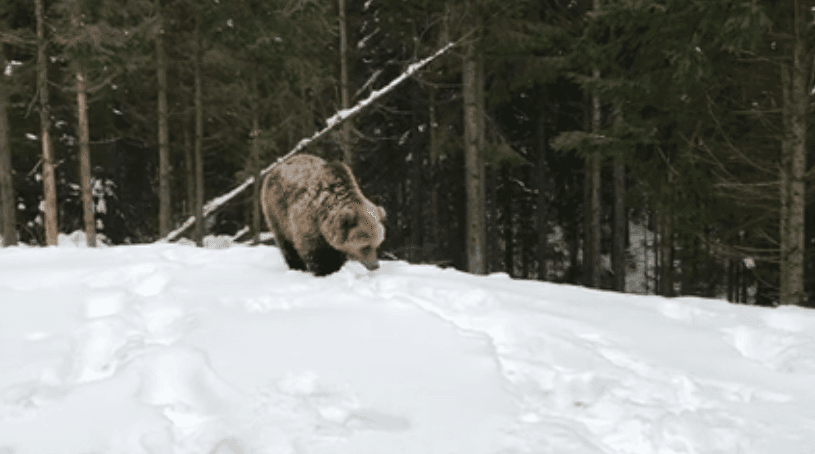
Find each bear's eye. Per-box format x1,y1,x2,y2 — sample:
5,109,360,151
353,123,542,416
360,246,372,256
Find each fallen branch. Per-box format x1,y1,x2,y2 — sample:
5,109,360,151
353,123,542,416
161,40,457,243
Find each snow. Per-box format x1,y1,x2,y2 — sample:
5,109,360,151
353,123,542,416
2,234,815,453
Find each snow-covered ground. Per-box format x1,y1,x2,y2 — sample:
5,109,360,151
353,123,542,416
2,234,815,454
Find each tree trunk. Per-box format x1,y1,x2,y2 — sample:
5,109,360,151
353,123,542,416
489,166,498,273
35,0,58,245
778,1,807,305
194,22,205,246
428,88,440,258
462,15,486,274
0,44,16,246
536,95,548,281
156,9,171,237
612,105,625,292
502,166,514,277
612,161,625,291
251,114,262,244
251,69,262,244
650,208,658,294
585,76,602,287
183,112,195,219
659,206,673,296
338,0,353,169
76,66,95,247
582,0,604,287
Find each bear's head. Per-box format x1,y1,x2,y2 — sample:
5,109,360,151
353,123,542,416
330,201,386,271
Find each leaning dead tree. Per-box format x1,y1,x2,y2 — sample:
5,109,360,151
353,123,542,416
161,41,457,243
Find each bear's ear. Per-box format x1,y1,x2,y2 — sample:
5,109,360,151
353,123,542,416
339,208,359,232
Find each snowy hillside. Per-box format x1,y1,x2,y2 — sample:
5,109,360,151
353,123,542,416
1,237,815,454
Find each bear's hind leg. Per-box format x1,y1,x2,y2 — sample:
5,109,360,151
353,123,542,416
304,245,347,276
278,239,308,271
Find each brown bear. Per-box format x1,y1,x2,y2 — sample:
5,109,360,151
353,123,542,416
260,153,386,276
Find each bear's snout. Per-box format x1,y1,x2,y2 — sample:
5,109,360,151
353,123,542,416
361,258,380,271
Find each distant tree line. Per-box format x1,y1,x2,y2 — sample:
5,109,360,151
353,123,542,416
0,0,812,307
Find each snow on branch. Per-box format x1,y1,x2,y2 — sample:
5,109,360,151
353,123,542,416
161,40,457,243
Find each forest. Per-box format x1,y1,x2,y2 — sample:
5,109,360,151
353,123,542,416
0,0,812,307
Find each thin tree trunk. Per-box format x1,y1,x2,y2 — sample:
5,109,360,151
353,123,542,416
156,10,171,237
76,66,95,247
503,166,513,277
251,69,262,244
536,95,548,281
251,114,261,244
410,91,423,261
583,0,603,288
651,208,658,294
35,0,58,245
462,14,486,274
612,106,625,292
585,78,602,287
489,166,497,272
0,44,16,246
338,0,353,168
428,88,440,256
183,112,195,218
194,22,205,246
727,259,734,302
659,206,673,296
612,162,625,291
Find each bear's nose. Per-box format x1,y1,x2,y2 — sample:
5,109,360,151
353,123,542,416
361,259,379,271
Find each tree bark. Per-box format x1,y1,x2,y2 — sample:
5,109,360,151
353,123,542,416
76,66,95,247
462,14,486,274
156,9,171,237
35,0,58,245
0,44,16,246
194,22,205,246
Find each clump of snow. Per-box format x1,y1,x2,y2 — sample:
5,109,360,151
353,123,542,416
1,242,815,453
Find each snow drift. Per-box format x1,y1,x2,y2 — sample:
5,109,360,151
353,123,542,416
1,237,814,453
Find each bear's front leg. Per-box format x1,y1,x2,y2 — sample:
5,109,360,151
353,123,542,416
278,239,308,271
303,245,348,276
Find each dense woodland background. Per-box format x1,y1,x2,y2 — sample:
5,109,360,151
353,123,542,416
0,0,813,306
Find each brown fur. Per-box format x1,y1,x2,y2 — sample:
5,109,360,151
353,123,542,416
261,154,386,276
